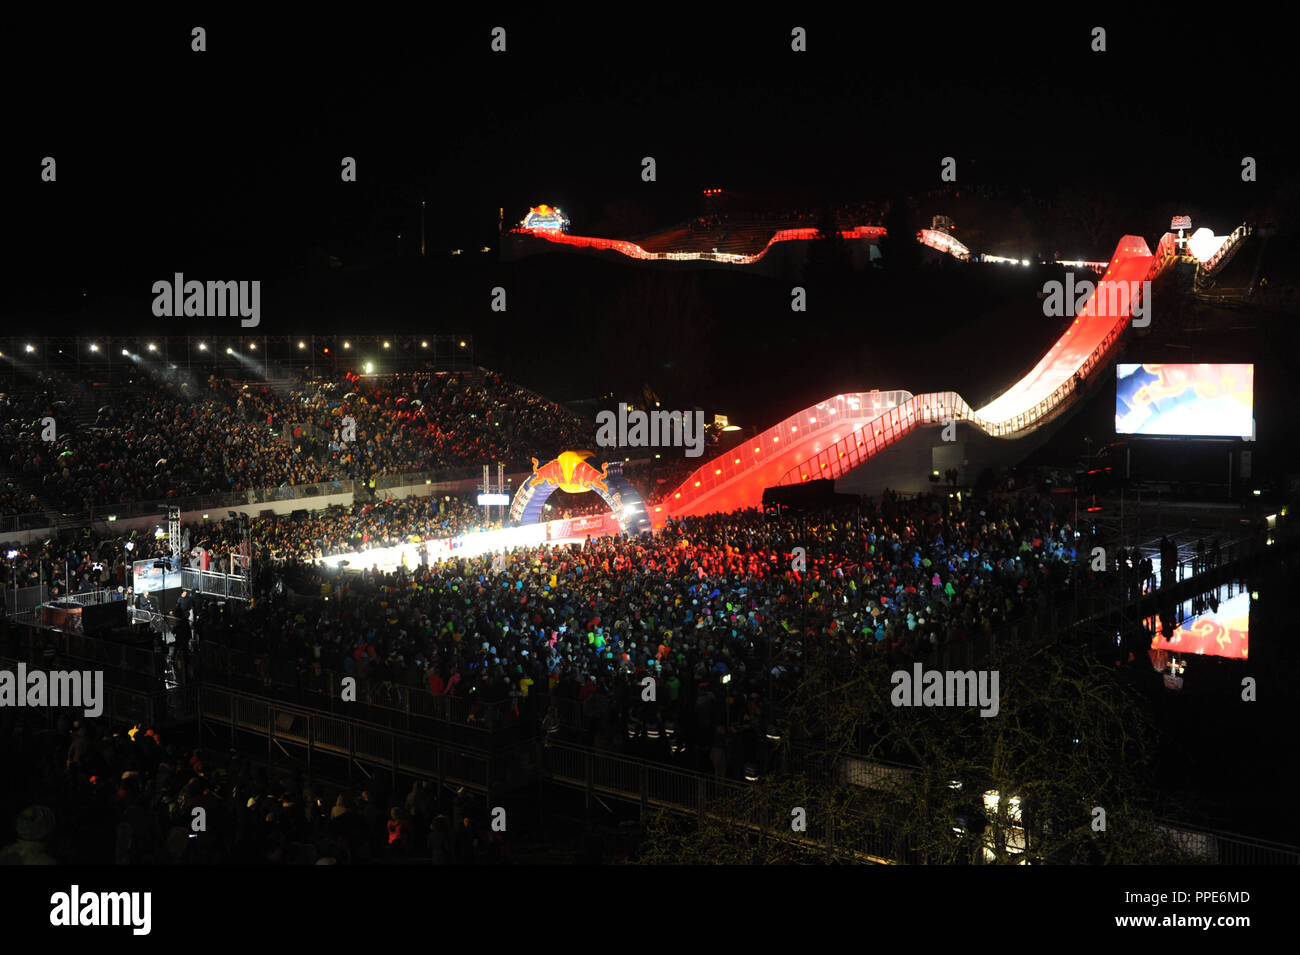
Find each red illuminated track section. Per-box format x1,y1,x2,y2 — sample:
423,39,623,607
510,225,886,265
652,233,1179,522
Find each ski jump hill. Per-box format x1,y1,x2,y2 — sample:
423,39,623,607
506,214,1251,524
648,231,1185,523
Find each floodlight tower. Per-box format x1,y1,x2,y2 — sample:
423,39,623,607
167,506,182,569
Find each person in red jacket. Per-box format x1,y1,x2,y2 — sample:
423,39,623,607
427,669,445,696
388,808,411,855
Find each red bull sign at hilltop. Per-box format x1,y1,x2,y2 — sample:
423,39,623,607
509,451,651,535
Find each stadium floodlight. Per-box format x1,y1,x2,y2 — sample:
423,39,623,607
459,341,467,348
25,344,34,353
383,341,391,349
226,347,234,355
342,341,351,349
147,343,157,352
89,343,99,352
364,362,374,374
124,541,134,552
198,342,207,351
421,340,428,348
298,341,306,349
249,342,257,350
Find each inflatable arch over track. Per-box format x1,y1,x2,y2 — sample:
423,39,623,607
509,451,652,535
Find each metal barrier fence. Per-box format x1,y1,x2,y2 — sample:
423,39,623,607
0,654,194,727
87,478,357,523
4,583,48,618
4,626,161,678
61,587,117,606
195,685,523,795
196,641,515,731
0,511,66,536
372,467,483,491
181,568,251,600
1158,825,1300,865
540,739,907,862
540,739,1298,864
3,479,358,536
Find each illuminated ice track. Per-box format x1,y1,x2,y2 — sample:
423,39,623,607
655,233,1180,520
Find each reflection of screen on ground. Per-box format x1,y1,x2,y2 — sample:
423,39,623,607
1146,589,1249,660
1116,363,1253,438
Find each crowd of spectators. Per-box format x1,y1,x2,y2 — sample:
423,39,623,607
0,368,594,516
1,371,333,513
0,486,1099,865
314,371,591,481
0,493,499,604
174,490,1080,769
0,722,502,865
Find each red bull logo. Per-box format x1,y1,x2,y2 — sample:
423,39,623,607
529,451,610,495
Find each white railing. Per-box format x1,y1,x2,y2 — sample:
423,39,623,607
1195,223,1253,289
661,391,912,514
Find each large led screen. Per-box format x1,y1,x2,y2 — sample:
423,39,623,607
1116,363,1253,438
1146,588,1249,662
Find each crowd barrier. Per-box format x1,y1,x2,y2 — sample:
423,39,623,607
195,685,527,797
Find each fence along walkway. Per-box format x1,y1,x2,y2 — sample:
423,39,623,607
543,738,1298,865
194,685,533,798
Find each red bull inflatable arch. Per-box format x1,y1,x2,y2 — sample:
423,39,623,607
509,450,652,535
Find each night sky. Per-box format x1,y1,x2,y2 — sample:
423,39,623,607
5,16,1289,287
3,12,1295,432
